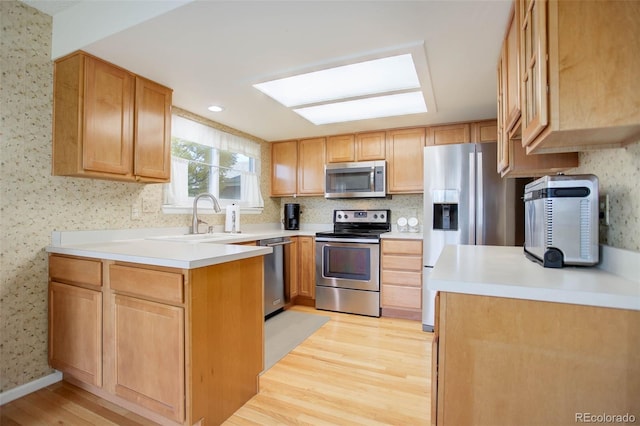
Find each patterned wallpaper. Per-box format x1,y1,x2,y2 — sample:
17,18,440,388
0,0,279,393
1,0,638,395
570,140,640,251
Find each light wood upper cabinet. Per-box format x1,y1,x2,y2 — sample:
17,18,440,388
326,134,356,163
53,51,172,183
133,76,172,180
271,138,324,196
386,128,425,193
497,2,578,177
270,140,298,196
426,123,471,145
356,131,386,161
297,137,325,195
519,0,640,153
326,132,386,163
471,120,498,143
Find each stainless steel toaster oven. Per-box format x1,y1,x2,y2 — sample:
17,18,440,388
524,174,599,268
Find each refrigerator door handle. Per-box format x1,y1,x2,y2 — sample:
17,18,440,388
476,151,484,245
468,152,476,244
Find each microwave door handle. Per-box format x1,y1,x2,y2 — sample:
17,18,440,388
370,166,375,190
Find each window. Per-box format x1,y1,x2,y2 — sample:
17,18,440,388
164,114,263,212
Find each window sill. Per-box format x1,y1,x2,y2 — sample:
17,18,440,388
162,205,264,215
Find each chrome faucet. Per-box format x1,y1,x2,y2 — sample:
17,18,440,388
191,193,222,234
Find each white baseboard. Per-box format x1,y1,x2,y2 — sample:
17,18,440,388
0,371,62,406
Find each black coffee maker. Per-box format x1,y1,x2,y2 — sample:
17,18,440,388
283,203,300,230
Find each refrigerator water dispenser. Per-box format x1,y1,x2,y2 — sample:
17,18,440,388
433,203,458,230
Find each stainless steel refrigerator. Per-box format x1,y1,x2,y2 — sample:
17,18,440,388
422,142,517,331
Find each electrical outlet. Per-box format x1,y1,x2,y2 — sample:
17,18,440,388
599,194,610,226
131,204,141,220
142,198,155,213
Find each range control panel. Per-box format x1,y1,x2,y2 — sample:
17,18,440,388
333,209,390,224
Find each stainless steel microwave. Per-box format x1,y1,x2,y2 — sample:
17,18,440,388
324,161,386,198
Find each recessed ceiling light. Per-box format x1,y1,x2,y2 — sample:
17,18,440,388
207,105,224,112
253,54,421,107
293,91,427,125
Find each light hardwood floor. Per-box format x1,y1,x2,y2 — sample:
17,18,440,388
0,306,432,425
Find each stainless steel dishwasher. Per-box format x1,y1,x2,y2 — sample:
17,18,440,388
259,237,291,318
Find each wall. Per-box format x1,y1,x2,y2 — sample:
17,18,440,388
280,195,423,230
2,0,639,396
0,1,278,393
571,141,640,251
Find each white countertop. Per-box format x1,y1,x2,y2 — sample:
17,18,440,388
381,231,423,240
46,225,320,269
45,224,418,269
429,245,640,311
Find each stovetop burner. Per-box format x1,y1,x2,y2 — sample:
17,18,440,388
315,209,391,241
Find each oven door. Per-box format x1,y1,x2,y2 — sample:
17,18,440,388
315,240,380,291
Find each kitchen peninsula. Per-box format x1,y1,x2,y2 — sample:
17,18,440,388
429,245,640,426
46,229,273,426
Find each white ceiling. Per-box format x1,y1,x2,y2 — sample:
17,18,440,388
23,0,512,142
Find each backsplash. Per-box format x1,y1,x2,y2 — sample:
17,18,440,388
1,0,638,396
570,141,640,251
279,195,423,230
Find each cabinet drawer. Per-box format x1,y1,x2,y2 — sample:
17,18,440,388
49,255,102,287
110,264,184,304
382,270,422,287
381,284,422,309
382,255,423,272
382,239,422,255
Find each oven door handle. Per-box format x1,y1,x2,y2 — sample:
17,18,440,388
315,237,380,244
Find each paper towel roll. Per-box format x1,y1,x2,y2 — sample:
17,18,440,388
225,204,241,233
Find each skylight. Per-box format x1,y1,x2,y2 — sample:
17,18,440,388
253,53,428,125
293,92,427,125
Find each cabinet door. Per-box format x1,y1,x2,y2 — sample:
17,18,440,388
497,46,509,173
505,0,521,133
471,120,497,143
297,138,325,195
134,76,172,181
113,295,185,423
49,282,102,387
326,134,355,163
520,0,548,146
426,123,471,145
386,128,425,193
270,140,297,196
356,131,386,161
285,237,299,301
83,56,135,175
297,236,315,299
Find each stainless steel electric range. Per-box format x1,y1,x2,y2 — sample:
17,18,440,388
315,209,391,317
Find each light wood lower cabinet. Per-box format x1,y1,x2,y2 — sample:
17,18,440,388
296,236,316,304
48,254,264,426
113,295,185,422
432,292,640,426
380,239,423,320
285,236,299,303
49,281,102,387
